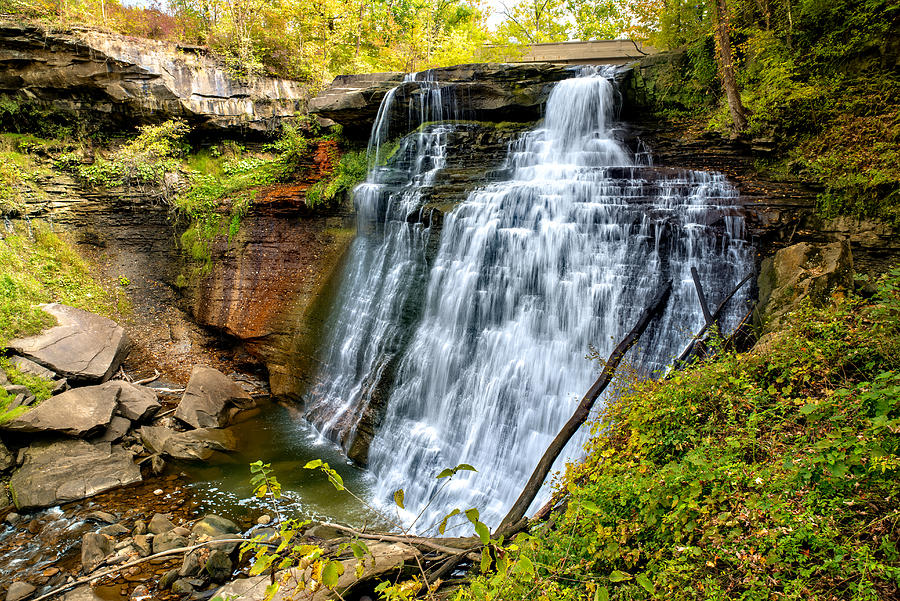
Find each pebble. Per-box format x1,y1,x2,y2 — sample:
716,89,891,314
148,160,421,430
257,514,272,526
5,513,20,525
153,489,163,495
85,510,117,524
130,585,151,601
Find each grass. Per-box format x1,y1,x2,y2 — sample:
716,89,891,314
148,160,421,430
458,270,900,600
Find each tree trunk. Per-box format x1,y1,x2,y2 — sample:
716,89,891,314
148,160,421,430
712,0,749,132
495,280,673,535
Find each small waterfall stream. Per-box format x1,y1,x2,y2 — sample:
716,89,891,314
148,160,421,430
305,67,753,531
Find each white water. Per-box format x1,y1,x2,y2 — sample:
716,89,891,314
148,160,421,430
306,67,752,532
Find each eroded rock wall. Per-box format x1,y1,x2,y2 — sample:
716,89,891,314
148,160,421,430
0,19,307,132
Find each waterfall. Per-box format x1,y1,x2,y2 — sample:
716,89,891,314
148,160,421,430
306,67,753,532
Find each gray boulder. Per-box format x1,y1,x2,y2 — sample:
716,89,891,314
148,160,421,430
81,532,113,572
8,356,57,381
0,382,120,437
175,366,252,429
6,581,36,601
152,530,188,553
99,415,131,443
9,440,141,510
139,425,238,461
61,587,105,601
149,512,175,534
205,549,233,582
112,382,160,422
8,303,130,383
0,439,13,472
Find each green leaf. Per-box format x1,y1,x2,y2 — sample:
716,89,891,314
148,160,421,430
248,554,274,576
480,547,491,574
321,560,345,588
264,583,280,601
513,556,535,578
594,587,609,601
609,570,632,582
455,463,477,473
304,459,323,469
581,500,602,513
393,488,405,509
636,573,655,593
439,508,461,534
436,468,455,479
474,521,490,545
465,508,480,524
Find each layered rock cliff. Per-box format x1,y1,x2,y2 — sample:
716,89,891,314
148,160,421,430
0,19,307,132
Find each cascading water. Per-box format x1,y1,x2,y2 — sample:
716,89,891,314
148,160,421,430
306,67,753,531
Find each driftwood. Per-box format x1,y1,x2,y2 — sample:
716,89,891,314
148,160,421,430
496,280,673,535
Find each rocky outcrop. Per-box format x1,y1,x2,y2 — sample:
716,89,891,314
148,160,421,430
309,63,572,137
175,366,252,428
8,303,130,383
757,240,854,331
139,425,238,461
9,439,141,510
0,19,307,132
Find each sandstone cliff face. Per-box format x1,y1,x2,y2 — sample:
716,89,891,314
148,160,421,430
0,20,307,132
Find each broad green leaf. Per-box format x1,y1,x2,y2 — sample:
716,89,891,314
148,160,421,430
594,586,609,601
393,488,405,509
474,521,490,545
609,570,632,582
321,560,345,588
439,508,461,534
480,547,491,574
436,468,455,479
304,459,323,469
455,463,477,473
636,573,655,594
512,556,535,578
248,554,274,576
264,583,280,601
581,500,601,513
465,508,480,524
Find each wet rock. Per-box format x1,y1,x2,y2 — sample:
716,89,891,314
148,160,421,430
129,585,150,601
170,579,194,594
81,532,114,572
205,548,233,582
257,514,272,526
172,526,191,537
5,512,20,525
85,511,117,524
159,568,180,589
149,513,175,534
139,425,238,461
9,440,142,510
133,534,152,557
61,586,105,601
0,382,121,437
132,519,147,535
99,415,132,443
6,581,36,601
152,530,188,553
113,382,161,422
99,523,130,537
148,454,166,475
179,549,202,577
192,514,240,538
114,538,133,550
8,304,130,383
8,356,57,381
208,534,241,553
175,366,253,429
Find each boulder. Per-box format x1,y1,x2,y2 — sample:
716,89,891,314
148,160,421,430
133,534,152,557
175,366,253,429
9,440,141,510
213,542,418,600
205,549,233,582
61,587,105,601
178,549,202,577
192,514,239,538
140,425,238,461
112,382,161,422
7,304,130,383
81,532,113,572
6,581,36,601
99,415,132,442
757,240,854,332
152,530,188,554
148,513,176,534
0,382,120,437
8,356,57,381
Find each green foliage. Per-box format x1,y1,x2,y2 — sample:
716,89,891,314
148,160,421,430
0,221,115,348
306,149,368,208
459,270,900,600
